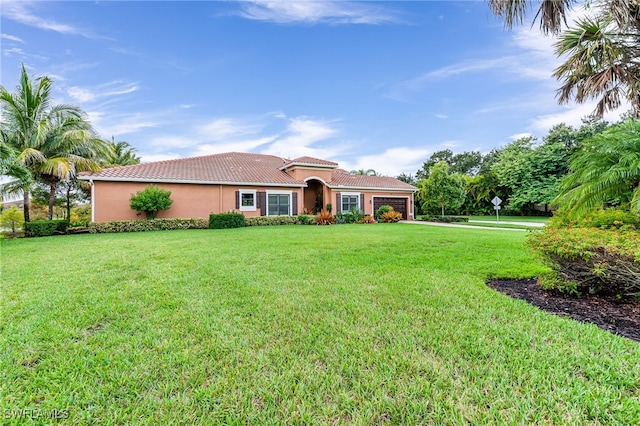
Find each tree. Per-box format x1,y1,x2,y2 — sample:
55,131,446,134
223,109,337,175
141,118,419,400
418,161,466,217
416,150,482,180
554,119,640,216
0,65,110,221
130,185,173,219
489,0,640,118
350,169,378,176
396,172,416,185
0,206,24,233
103,139,141,167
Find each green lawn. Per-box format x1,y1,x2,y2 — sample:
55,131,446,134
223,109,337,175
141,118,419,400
2,225,639,424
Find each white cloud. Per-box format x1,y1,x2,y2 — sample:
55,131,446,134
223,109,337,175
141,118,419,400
88,110,159,137
529,101,627,133
434,114,448,119
2,47,25,57
67,81,139,103
261,116,343,159
509,132,534,140
2,1,95,38
139,153,182,163
342,146,431,176
236,0,399,25
1,33,25,43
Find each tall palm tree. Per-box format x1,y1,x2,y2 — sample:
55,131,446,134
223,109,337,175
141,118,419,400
0,65,109,221
553,119,640,216
350,168,378,176
489,0,640,118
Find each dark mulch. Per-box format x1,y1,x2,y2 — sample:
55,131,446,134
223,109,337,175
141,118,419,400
488,278,640,343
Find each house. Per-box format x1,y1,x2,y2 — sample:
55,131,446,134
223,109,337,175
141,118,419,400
78,152,418,222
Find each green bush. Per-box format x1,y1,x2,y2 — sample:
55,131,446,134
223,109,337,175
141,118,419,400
130,185,173,219
25,220,69,237
90,218,208,233
527,226,640,297
209,213,246,229
375,205,393,220
549,207,639,230
420,215,469,223
245,216,301,226
335,209,365,224
297,214,316,225
0,206,24,233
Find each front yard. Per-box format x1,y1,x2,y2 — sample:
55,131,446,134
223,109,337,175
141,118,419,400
1,225,639,424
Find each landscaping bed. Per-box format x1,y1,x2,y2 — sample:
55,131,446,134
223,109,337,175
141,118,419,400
489,278,640,342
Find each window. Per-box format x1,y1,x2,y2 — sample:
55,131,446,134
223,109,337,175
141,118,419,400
239,190,257,211
268,193,291,216
341,193,360,212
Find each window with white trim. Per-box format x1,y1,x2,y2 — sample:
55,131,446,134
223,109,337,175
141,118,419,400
239,190,257,211
267,192,291,216
341,192,361,212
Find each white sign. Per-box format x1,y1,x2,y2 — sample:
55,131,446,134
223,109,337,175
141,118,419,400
494,205,501,210
491,196,502,206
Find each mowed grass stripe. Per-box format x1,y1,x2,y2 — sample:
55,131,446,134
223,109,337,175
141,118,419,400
1,225,639,424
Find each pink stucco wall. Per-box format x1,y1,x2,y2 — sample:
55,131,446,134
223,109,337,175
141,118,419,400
92,181,304,222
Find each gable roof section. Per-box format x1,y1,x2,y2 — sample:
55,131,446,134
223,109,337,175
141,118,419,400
281,156,338,169
330,169,417,191
79,152,305,187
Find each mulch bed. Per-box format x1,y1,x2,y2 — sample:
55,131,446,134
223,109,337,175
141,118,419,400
488,278,640,343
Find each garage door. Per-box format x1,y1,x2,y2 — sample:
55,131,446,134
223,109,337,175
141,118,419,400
373,197,408,220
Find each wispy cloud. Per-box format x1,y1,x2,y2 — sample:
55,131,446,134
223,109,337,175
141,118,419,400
67,81,139,103
235,0,400,25
342,146,431,176
1,33,25,43
261,116,344,159
2,1,102,39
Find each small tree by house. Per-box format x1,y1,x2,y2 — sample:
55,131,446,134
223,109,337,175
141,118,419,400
1,206,24,233
130,185,173,219
418,161,466,217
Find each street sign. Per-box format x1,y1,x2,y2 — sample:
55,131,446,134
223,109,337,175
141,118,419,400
491,196,502,206
494,205,501,210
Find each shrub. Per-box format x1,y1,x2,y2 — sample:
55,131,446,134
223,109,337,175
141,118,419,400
420,215,469,223
315,210,335,225
362,215,376,224
381,210,403,223
527,226,640,297
209,212,246,229
89,218,208,233
25,220,69,237
297,214,316,225
1,206,24,233
245,216,301,226
70,205,91,226
375,205,393,220
549,207,639,230
130,185,173,219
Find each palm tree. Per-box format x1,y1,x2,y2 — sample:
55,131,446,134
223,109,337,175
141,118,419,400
489,0,640,118
553,119,640,216
0,65,109,221
350,168,378,176
103,138,141,167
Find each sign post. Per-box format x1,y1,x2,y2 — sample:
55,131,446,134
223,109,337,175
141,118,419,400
491,196,502,223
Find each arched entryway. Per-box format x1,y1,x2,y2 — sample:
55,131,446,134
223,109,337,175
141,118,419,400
303,178,325,214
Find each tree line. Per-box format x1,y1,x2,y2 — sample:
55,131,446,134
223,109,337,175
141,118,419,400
398,116,640,217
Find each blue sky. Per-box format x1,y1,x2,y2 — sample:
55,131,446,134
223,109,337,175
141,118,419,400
0,1,625,176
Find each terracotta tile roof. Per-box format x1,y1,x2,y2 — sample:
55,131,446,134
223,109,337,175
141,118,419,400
330,169,417,190
79,152,305,186
79,152,417,191
282,156,338,168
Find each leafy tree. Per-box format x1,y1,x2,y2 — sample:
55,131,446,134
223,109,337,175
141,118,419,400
490,0,640,117
554,119,640,216
417,149,482,179
418,161,466,217
0,206,24,233
396,173,416,185
130,185,173,219
0,65,110,221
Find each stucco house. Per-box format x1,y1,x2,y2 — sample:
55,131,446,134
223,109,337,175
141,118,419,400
78,152,417,222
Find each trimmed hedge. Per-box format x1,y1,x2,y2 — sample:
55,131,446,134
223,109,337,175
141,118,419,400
245,216,301,226
527,226,640,297
209,213,246,229
25,220,69,237
89,218,208,234
420,215,469,223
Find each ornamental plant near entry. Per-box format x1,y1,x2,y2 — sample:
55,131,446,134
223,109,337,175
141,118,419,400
129,185,173,219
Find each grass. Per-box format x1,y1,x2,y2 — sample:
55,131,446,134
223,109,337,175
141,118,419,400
2,224,639,424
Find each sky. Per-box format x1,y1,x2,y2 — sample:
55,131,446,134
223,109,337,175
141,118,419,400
0,0,627,176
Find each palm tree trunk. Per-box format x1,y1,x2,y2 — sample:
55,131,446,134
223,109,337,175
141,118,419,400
66,185,72,221
23,190,30,223
441,203,445,217
48,181,57,220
